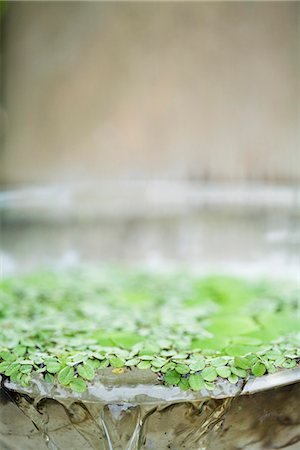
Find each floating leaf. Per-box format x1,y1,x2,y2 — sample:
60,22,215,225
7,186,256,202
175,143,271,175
20,364,32,374
44,373,54,384
77,364,95,381
98,359,109,369
86,358,101,369
151,358,165,368
0,361,11,373
211,357,228,367
231,367,247,378
251,362,266,377
0,352,16,362
58,366,74,386
46,360,61,374
205,381,215,391
109,357,125,368
137,361,151,370
281,359,296,369
164,370,180,385
201,367,217,382
207,315,258,337
70,377,87,393
20,374,31,387
216,366,231,378
125,358,140,366
5,363,20,377
189,359,205,372
175,364,190,375
225,345,262,357
161,362,176,373
189,374,205,391
234,356,251,370
228,374,238,384
14,345,26,357
178,377,190,391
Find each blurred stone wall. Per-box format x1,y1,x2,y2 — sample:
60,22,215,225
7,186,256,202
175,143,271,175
1,2,299,184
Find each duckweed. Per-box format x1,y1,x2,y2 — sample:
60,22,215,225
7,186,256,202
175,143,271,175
0,268,299,393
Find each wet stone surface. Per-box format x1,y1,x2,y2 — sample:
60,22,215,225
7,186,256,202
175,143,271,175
1,383,300,450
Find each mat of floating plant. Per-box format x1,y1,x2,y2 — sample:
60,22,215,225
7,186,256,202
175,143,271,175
0,269,299,394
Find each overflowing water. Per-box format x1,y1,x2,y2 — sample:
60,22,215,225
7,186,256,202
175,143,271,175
1,380,300,450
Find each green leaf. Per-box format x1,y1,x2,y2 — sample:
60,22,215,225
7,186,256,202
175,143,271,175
0,352,16,362
89,352,105,361
234,356,251,369
264,361,276,373
204,381,215,391
98,359,109,369
67,354,86,365
178,377,190,391
281,359,296,369
225,344,262,357
173,353,188,360
164,370,180,385
264,350,282,361
109,356,125,368
139,344,160,356
151,358,165,368
0,361,11,373
20,364,32,374
58,366,74,386
207,315,258,337
191,338,226,351
201,367,218,382
86,358,101,369
161,362,176,373
175,364,189,375
44,373,54,384
77,364,95,381
151,366,161,372
251,362,266,377
125,358,140,366
10,371,22,382
189,359,205,372
5,363,20,377
228,374,238,384
139,355,153,361
15,373,24,384
109,331,143,350
137,361,151,370
189,374,205,391
45,360,61,374
216,366,231,378
274,356,286,367
70,377,87,393
211,357,228,367
231,367,247,378
14,345,26,357
20,374,31,387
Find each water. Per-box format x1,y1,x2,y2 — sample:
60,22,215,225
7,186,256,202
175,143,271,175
1,382,300,450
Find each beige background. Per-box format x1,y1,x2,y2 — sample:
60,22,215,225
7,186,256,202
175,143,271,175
1,2,299,184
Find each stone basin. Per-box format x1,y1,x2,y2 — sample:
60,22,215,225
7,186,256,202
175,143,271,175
1,367,300,450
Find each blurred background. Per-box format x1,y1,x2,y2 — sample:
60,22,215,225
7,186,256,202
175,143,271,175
1,1,299,184
0,2,299,274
